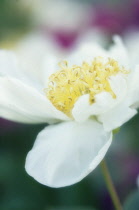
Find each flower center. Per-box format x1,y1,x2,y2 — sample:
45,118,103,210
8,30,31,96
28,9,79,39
46,56,127,116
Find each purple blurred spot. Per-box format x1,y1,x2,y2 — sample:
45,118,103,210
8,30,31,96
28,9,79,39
90,5,127,35
52,30,78,49
0,118,23,134
129,0,139,28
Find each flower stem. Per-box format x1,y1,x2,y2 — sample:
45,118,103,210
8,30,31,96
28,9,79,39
100,159,123,210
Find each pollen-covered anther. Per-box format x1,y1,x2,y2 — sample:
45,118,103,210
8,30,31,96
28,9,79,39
46,57,128,116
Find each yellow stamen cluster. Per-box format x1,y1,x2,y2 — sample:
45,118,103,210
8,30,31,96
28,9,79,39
46,57,127,116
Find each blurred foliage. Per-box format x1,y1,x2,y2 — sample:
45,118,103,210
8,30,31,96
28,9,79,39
123,190,139,210
48,208,96,210
77,0,126,5
0,0,32,44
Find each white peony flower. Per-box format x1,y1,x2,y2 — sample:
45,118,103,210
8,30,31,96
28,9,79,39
0,36,139,188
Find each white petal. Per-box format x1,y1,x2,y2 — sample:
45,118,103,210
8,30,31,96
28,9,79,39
109,36,129,68
0,77,69,124
124,31,139,68
1,34,63,91
129,65,139,90
76,29,108,47
127,66,139,108
42,54,60,86
0,50,19,78
15,34,52,82
25,120,112,187
72,92,115,122
14,34,57,90
97,75,137,131
108,74,127,100
0,50,42,90
0,104,42,124
67,42,108,66
98,103,137,131
67,36,128,68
